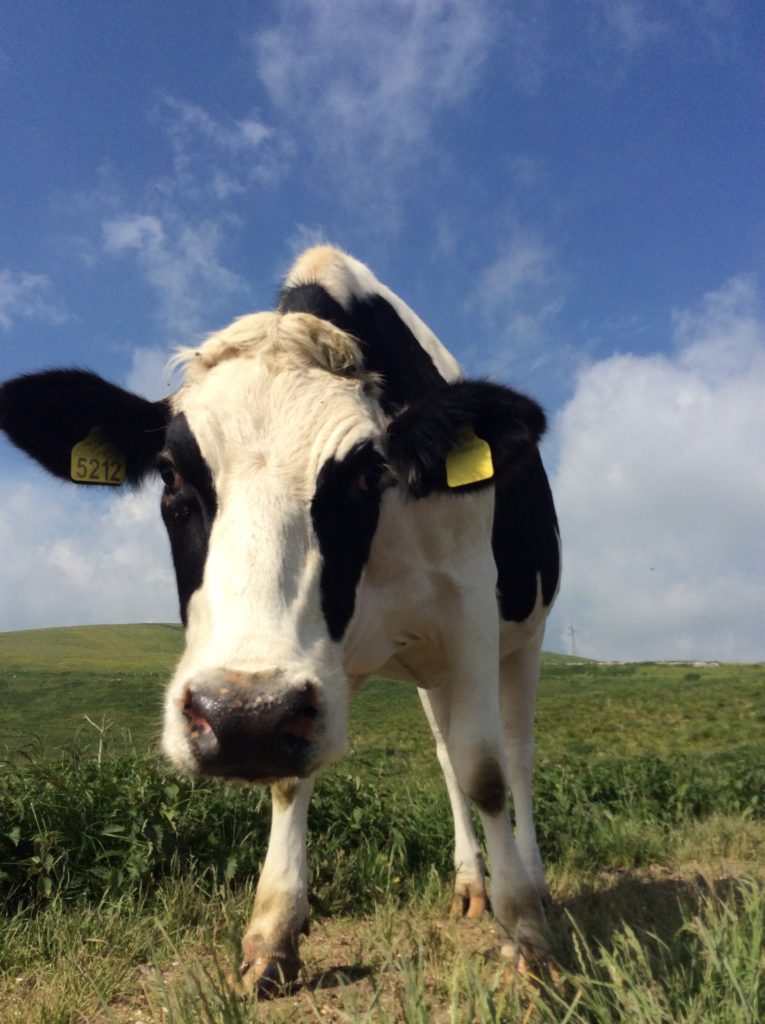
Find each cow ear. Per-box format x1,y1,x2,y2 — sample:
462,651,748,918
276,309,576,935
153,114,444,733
0,369,170,486
386,379,546,497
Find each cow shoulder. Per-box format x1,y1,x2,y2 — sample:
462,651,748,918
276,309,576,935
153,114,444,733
385,377,560,620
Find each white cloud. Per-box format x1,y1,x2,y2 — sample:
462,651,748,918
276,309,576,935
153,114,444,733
251,0,492,208
152,95,288,197
102,212,248,338
548,274,765,662
589,0,668,52
464,232,572,390
125,346,179,401
586,0,741,62
0,477,177,631
0,269,67,332
474,234,555,320
160,96,272,154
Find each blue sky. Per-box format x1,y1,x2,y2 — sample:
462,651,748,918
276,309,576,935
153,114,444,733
2,0,764,660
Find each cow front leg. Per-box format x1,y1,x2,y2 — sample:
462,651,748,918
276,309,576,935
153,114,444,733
418,687,488,917
237,775,315,996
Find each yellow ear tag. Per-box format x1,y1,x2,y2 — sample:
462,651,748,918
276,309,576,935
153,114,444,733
446,427,494,488
70,428,127,485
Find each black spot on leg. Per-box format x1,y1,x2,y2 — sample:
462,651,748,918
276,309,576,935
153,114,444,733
272,778,299,811
469,756,506,815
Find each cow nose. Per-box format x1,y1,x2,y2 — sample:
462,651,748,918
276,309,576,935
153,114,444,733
181,671,322,782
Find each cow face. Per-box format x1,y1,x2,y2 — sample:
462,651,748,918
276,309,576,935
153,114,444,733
0,311,546,786
160,312,388,781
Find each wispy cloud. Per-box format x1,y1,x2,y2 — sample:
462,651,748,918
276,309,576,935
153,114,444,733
672,273,763,374
102,213,248,339
586,0,741,60
473,234,556,321
549,273,765,661
464,232,571,390
0,269,68,332
160,95,272,154
251,0,492,209
72,93,277,384
151,95,289,199
589,0,668,52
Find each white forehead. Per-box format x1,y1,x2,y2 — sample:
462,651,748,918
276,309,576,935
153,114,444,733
171,311,384,492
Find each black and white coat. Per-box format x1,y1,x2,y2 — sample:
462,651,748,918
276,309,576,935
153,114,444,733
0,246,560,992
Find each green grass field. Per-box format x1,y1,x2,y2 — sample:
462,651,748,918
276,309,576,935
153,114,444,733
0,625,763,1022
2,624,762,764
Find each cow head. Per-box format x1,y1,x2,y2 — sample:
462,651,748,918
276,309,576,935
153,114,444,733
0,310,545,783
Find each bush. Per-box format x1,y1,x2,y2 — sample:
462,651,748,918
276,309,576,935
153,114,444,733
1,746,761,914
0,749,455,914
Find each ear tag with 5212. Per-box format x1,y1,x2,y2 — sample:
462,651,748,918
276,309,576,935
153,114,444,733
70,428,127,485
445,426,494,488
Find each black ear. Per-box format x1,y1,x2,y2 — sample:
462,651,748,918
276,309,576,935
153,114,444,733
0,369,170,485
386,379,546,497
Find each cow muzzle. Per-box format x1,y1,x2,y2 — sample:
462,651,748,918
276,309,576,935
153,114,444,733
180,669,322,782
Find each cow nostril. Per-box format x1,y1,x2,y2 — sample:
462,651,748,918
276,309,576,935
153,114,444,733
182,688,221,761
280,705,319,742
185,692,218,741
280,684,321,743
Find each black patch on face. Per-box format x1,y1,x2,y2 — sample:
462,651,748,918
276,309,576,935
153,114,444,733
493,450,560,623
158,414,217,625
278,283,445,413
310,441,386,641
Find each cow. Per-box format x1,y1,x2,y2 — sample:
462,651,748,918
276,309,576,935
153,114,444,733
0,246,560,994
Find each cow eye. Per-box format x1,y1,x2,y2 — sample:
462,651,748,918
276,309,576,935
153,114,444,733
157,456,182,493
355,463,387,496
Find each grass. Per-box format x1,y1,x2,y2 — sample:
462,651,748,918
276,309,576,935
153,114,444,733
2,864,762,1022
0,624,183,757
0,624,763,1021
1,624,762,763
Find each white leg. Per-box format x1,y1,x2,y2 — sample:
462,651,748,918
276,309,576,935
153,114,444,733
418,687,488,916
478,806,549,961
444,657,549,962
238,775,315,995
500,637,548,901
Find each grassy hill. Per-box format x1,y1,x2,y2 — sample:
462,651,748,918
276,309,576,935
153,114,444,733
0,623,762,765
0,624,183,757
0,622,184,672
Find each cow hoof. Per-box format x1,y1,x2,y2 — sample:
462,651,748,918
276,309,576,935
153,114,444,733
500,938,559,990
237,955,300,998
508,954,563,998
232,934,301,998
451,884,490,918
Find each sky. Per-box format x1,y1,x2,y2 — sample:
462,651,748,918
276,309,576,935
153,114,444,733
1,0,764,662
